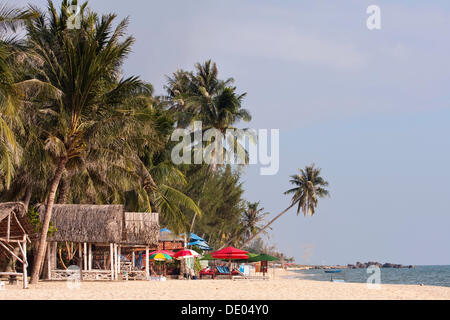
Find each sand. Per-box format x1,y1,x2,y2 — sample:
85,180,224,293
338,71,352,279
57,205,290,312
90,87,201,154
1,268,449,300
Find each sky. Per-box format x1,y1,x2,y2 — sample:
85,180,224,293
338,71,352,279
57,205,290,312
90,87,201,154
11,0,450,265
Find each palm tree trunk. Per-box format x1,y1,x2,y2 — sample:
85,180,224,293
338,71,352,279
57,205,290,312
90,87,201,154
240,203,295,248
30,156,68,284
23,186,32,212
57,172,69,204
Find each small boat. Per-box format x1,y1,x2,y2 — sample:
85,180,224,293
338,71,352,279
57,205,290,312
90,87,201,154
324,269,342,273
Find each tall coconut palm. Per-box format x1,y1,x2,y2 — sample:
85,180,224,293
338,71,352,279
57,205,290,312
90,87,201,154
166,60,251,161
1,4,59,191
224,201,269,247
239,202,269,244
0,4,37,188
0,41,19,188
242,164,330,247
27,0,146,283
166,61,251,232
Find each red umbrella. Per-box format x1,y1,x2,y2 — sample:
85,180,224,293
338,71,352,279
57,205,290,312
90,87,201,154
212,254,249,260
211,247,249,278
211,247,248,259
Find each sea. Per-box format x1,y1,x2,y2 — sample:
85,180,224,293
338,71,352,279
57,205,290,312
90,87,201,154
292,265,450,287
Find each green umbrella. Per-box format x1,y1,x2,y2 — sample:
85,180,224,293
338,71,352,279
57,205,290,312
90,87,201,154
248,253,279,262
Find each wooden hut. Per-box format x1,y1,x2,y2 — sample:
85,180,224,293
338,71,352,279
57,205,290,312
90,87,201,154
122,212,159,278
0,202,33,288
37,204,159,281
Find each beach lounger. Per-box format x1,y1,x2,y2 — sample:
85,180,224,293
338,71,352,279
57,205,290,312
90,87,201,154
215,266,226,274
199,267,215,279
230,269,269,281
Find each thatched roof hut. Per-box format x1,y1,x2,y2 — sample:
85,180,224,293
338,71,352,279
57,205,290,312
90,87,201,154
0,202,33,288
0,202,34,240
37,204,124,244
122,212,159,246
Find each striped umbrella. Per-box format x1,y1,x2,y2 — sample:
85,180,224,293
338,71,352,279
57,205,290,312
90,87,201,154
149,250,175,257
174,249,200,260
149,253,173,261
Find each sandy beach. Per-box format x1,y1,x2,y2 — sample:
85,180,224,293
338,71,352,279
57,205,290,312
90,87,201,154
1,268,449,300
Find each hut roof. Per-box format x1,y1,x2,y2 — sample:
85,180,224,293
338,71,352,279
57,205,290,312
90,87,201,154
0,202,34,240
123,212,159,245
37,204,124,243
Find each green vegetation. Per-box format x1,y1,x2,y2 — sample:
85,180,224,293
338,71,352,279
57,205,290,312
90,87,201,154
0,1,328,280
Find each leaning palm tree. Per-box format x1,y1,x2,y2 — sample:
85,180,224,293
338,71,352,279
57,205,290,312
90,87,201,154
27,0,145,283
242,164,330,247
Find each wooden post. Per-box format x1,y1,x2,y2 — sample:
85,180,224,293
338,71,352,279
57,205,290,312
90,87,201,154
118,245,121,274
110,243,114,280
6,214,10,241
132,251,135,268
46,242,51,280
51,242,57,272
145,246,149,279
114,244,118,280
78,243,83,281
83,243,87,271
88,243,92,271
22,240,28,289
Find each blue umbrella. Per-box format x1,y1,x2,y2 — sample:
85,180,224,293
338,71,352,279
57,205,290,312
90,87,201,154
188,240,212,250
189,233,205,241
160,228,171,233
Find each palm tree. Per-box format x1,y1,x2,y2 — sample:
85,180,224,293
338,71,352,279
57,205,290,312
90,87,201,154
27,0,145,283
240,202,269,244
166,61,251,232
224,201,269,247
0,41,19,188
242,164,330,247
0,4,38,188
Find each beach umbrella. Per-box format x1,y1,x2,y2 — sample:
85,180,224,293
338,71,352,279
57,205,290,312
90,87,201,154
212,247,250,279
233,252,258,263
189,233,205,242
174,249,200,259
211,247,248,259
247,254,279,277
248,253,279,263
160,228,171,233
149,250,175,257
149,253,173,261
188,240,213,251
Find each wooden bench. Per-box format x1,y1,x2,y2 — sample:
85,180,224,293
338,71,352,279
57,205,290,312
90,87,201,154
0,272,23,285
